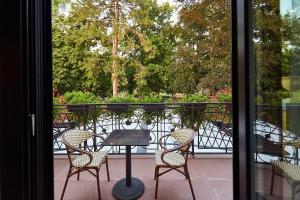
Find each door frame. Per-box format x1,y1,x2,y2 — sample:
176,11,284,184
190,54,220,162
30,0,53,199
0,0,53,199
232,0,254,199
1,0,254,199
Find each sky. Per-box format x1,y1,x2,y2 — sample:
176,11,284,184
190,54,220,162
157,0,177,6
58,0,180,24
280,0,300,17
157,0,179,23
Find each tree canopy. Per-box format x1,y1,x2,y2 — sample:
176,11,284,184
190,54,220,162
169,0,231,94
52,0,233,98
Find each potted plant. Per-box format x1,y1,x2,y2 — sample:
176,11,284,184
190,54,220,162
177,93,209,129
139,94,165,113
64,91,100,112
179,93,208,111
53,96,65,121
63,91,101,124
106,92,136,113
216,91,232,123
216,93,232,103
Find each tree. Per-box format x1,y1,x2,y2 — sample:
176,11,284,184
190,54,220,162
52,0,111,96
112,0,120,96
252,0,300,104
121,0,176,95
52,0,176,97
170,0,231,95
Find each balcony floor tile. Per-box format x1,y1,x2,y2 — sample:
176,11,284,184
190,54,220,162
54,156,233,200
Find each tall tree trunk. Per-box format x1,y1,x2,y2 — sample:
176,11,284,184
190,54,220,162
112,0,120,97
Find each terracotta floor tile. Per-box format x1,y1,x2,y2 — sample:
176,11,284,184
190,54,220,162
54,156,233,200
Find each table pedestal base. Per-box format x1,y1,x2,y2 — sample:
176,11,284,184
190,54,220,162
112,177,144,200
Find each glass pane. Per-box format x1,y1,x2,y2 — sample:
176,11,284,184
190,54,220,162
52,0,233,199
251,0,300,199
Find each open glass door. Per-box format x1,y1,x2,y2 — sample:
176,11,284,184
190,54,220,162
250,0,300,199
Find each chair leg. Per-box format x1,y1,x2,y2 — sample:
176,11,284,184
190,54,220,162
105,157,110,181
155,167,159,199
77,171,80,181
60,167,72,200
184,166,188,180
96,170,101,200
270,165,275,195
292,184,295,200
154,166,158,180
185,166,196,200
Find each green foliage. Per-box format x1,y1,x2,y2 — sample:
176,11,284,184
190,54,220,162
290,91,300,103
169,0,231,94
262,91,290,105
64,91,101,104
256,95,264,105
53,97,62,105
106,92,136,103
138,94,166,122
135,64,167,95
217,93,232,102
52,0,70,17
52,0,176,97
138,94,164,103
60,91,101,124
173,93,209,129
53,97,64,120
178,93,209,103
52,0,111,96
252,0,300,105
52,0,234,98
253,0,282,105
122,1,176,95
175,93,208,129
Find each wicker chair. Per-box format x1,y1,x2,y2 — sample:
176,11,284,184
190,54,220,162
270,140,300,200
154,128,196,199
60,129,110,200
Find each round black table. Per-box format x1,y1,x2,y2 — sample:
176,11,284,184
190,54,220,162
101,129,150,200
112,146,145,200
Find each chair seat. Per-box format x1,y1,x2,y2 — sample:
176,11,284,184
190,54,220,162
271,160,300,181
73,151,108,168
155,150,185,166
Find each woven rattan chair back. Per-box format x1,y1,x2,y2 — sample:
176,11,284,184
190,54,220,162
154,128,196,199
171,128,195,153
60,129,110,200
62,129,93,147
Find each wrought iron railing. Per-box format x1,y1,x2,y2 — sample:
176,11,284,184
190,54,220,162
53,102,233,155
254,104,300,164
53,102,300,164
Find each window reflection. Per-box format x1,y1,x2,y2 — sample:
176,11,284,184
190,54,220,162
253,0,300,199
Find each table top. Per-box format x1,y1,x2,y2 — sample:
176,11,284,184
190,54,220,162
102,129,150,146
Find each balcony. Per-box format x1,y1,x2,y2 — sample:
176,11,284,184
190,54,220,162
53,102,233,155
54,155,232,200
53,103,299,199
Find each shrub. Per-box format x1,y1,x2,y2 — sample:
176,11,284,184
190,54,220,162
62,91,101,123
138,94,164,103
53,97,63,120
138,94,165,116
217,93,232,102
256,95,263,104
170,93,208,129
178,93,209,103
106,92,136,103
53,97,61,105
105,92,136,116
64,91,101,104
257,90,289,105
291,91,300,103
